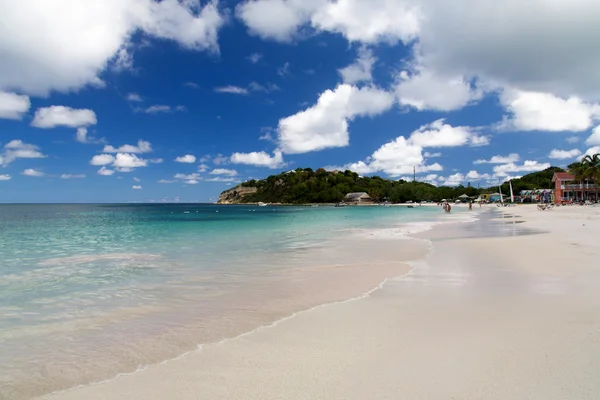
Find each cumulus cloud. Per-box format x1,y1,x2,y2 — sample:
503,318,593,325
230,150,285,168
278,84,394,154
473,153,520,165
465,170,492,181
585,125,600,146
174,172,202,184
0,174,11,181
585,146,600,157
22,168,44,177
0,91,30,119
210,168,238,176
0,0,226,95
395,68,479,112
408,119,489,148
548,149,582,160
236,0,419,44
61,174,86,179
1,140,46,166
132,185,142,190
90,153,148,171
141,105,186,113
97,166,115,176
215,82,279,95
566,136,581,144
90,154,115,166
493,161,551,177
498,90,598,132
175,154,197,163
31,106,97,128
113,153,148,169
103,140,152,154
338,46,375,84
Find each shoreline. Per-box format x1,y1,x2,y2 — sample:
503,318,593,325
38,209,479,400
15,209,448,400
42,204,600,399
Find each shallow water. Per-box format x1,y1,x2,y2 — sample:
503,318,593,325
0,203,456,399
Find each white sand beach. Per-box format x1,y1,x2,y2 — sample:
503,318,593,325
43,205,600,400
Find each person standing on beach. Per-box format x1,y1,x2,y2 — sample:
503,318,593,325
468,201,472,211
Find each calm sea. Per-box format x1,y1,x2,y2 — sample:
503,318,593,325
0,203,460,398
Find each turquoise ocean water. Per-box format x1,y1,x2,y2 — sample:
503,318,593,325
0,203,454,398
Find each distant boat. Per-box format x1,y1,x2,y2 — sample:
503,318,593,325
335,202,346,207
258,202,268,207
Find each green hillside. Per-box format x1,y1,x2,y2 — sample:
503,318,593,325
219,166,564,204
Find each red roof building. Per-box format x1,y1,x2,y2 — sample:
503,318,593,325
552,172,599,203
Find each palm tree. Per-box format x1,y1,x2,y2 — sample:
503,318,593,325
581,154,600,183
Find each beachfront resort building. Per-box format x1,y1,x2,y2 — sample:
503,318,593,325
344,192,374,205
553,172,599,203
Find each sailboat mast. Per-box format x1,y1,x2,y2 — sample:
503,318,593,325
509,180,515,203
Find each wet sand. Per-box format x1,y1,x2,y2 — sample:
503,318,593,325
42,205,600,399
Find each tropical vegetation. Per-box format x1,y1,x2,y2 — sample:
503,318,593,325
223,165,571,204
569,154,600,184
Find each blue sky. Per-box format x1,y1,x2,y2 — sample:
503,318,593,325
1,0,600,202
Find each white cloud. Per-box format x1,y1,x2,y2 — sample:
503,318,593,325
75,128,89,144
149,158,163,164
212,154,229,165
237,0,419,44
395,67,479,112
215,86,250,95
0,91,30,119
586,125,600,146
499,90,597,132
247,52,263,63
144,105,172,113
132,185,142,190
0,174,11,181
175,154,197,163
338,46,375,84
90,153,148,171
97,166,115,176
126,93,143,102
113,153,147,169
278,84,394,154
198,163,210,172
31,106,97,128
438,173,465,186
548,149,582,160
133,177,140,182
566,136,580,144
493,161,551,177
474,153,520,165
103,140,152,154
424,152,441,158
334,136,441,177
22,168,44,177
210,168,238,176
1,140,46,166
206,177,238,182
61,174,86,179
240,0,600,107
90,154,115,166
585,146,600,157
174,173,202,180
465,170,491,181
158,179,176,184
230,150,285,169
408,119,489,148
0,0,226,96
